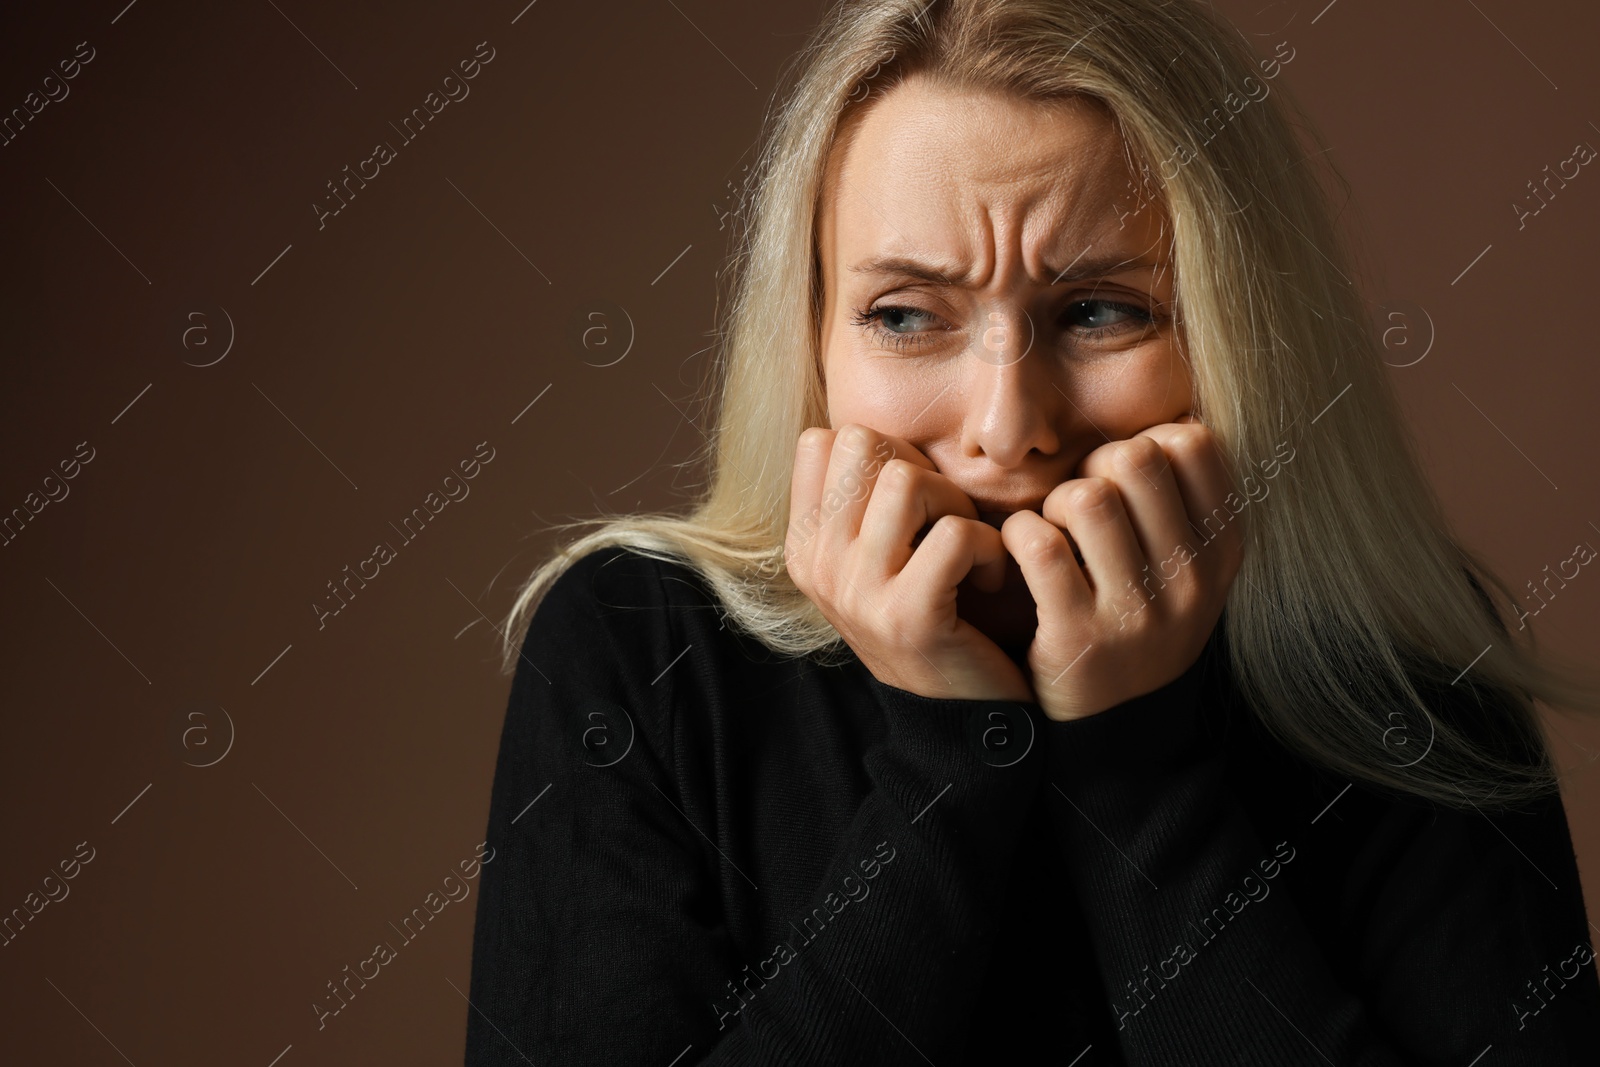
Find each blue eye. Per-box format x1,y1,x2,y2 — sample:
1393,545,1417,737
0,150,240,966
1060,299,1155,337
848,304,943,351
848,298,1155,352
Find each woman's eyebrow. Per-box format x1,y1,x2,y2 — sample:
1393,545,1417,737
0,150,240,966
847,251,1160,287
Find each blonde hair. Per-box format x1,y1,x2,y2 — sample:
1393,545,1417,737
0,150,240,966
499,0,1600,810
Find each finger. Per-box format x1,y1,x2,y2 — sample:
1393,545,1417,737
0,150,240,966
1040,476,1146,601
816,424,937,545
856,459,985,580
1000,510,1091,625
1074,434,1188,570
785,427,836,566
806,425,887,580
895,514,1010,614
1134,421,1248,566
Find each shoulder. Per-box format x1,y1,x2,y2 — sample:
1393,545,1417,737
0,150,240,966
537,544,669,614
504,546,709,779
531,545,704,634
518,544,727,687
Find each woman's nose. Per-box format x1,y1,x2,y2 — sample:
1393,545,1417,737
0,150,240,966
960,306,1062,467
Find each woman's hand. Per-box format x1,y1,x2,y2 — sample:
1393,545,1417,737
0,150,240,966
785,423,1035,703
999,418,1245,722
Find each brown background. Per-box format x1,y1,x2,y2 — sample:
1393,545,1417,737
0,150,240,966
1,0,1596,1063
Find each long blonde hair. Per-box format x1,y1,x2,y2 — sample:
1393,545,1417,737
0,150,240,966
499,0,1600,810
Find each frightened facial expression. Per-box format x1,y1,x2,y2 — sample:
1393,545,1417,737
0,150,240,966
815,73,1195,644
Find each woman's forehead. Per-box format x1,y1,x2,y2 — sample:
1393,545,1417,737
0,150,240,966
817,78,1160,280
824,78,1125,196
819,78,1158,260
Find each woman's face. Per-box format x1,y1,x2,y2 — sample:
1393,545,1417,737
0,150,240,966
817,73,1193,529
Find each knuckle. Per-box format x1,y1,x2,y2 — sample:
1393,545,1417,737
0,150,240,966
796,426,832,460
883,460,921,489
837,422,874,454
927,512,967,543
1021,528,1069,564
878,457,917,493
1113,436,1167,475
1066,477,1117,514
1169,424,1213,461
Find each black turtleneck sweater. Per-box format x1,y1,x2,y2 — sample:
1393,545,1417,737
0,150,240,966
463,545,1600,1065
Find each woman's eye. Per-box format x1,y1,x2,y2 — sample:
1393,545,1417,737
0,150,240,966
1061,298,1155,337
849,304,944,351
872,306,936,332
848,297,1156,353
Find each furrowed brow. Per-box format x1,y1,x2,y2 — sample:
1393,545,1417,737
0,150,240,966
848,251,1158,287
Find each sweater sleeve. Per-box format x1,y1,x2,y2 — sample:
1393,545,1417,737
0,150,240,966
463,550,1050,1066
1041,655,1600,1066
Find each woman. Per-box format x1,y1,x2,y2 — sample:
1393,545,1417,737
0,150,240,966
464,0,1600,1063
